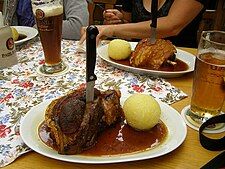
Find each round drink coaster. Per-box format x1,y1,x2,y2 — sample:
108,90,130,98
181,105,225,134
36,64,70,77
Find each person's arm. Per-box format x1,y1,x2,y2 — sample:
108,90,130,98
63,0,89,40
80,0,204,43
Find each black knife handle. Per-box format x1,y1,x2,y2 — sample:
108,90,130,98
86,25,99,82
150,0,158,28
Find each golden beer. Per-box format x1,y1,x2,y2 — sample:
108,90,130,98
33,1,66,74
190,52,225,121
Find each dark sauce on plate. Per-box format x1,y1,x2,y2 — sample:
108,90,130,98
111,58,188,72
17,34,27,41
38,120,168,156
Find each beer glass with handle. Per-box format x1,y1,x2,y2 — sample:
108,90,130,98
188,31,225,129
31,0,67,74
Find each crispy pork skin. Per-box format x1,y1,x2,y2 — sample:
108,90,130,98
130,38,176,70
45,88,123,154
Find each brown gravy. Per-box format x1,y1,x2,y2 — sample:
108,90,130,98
111,58,188,72
38,120,168,156
17,34,27,41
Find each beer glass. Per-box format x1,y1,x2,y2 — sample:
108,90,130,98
31,0,67,74
189,31,225,127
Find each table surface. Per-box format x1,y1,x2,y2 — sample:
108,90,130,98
4,47,223,169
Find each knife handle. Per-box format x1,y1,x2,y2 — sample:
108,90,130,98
150,0,158,28
86,25,99,82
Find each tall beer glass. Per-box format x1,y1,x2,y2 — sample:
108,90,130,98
189,31,225,127
32,0,66,74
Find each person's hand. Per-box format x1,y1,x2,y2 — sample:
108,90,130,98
79,25,115,45
103,9,124,25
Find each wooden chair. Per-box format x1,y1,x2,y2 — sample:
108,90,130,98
197,0,225,42
88,0,117,25
0,0,4,12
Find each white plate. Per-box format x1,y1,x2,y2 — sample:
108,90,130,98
97,42,196,78
20,94,187,164
12,26,38,45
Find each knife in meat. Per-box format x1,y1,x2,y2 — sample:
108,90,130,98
149,0,158,44
86,25,99,103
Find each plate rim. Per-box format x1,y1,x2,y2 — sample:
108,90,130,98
20,94,187,164
11,26,38,45
97,42,196,78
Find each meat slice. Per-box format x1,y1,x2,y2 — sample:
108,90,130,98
130,38,177,70
45,88,123,155
101,89,124,125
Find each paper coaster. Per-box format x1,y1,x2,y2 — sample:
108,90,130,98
181,105,225,134
36,64,70,77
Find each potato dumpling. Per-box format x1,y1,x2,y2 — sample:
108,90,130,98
11,27,19,41
123,93,161,130
108,39,131,60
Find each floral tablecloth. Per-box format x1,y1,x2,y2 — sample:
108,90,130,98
0,39,187,167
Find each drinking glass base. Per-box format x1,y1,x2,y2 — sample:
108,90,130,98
37,62,69,76
40,61,67,74
181,105,225,134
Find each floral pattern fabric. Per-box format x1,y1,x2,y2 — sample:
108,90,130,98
0,39,187,167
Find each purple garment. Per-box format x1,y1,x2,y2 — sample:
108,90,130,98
16,0,35,27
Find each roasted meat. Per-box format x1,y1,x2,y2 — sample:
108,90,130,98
130,38,177,70
45,88,123,155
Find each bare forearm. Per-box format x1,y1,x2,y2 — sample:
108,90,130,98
111,18,177,40
112,22,150,39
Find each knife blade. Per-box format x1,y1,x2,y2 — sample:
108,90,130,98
86,25,99,103
149,0,158,44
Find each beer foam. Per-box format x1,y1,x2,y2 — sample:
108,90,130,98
199,48,225,58
198,49,225,65
34,4,63,17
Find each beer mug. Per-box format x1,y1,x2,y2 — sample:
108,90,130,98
0,25,18,68
189,31,225,128
31,0,67,74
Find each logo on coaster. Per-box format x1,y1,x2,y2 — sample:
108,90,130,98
36,9,45,20
6,38,14,50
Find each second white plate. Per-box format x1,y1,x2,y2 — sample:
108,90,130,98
20,93,187,164
12,26,38,45
97,42,196,78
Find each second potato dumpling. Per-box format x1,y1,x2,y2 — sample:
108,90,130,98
108,39,131,60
